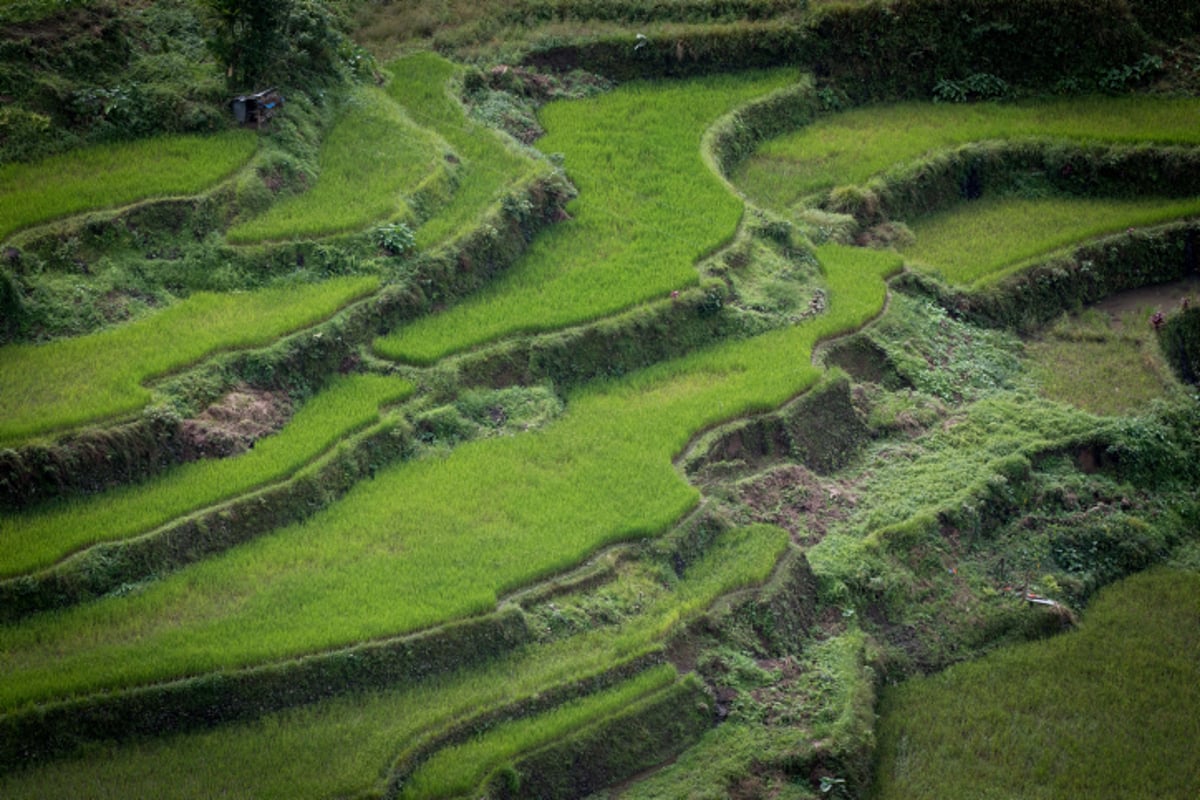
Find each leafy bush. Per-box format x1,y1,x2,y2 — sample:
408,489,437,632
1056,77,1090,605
931,73,1009,103
374,222,416,256
809,0,1147,100
1158,305,1200,383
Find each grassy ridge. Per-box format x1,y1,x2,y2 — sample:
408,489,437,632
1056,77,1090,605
373,69,796,364
0,131,256,241
903,195,1200,287
736,96,1200,211
0,244,898,712
399,664,678,799
226,86,447,243
384,53,541,249
0,525,787,799
0,374,413,578
0,276,379,446
872,569,1200,800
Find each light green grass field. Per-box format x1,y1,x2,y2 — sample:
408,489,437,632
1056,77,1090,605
0,276,379,446
0,244,898,712
226,86,447,243
871,568,1200,800
373,68,797,364
0,374,413,578
735,96,1200,211
384,52,541,249
0,131,256,241
901,195,1200,287
0,524,788,799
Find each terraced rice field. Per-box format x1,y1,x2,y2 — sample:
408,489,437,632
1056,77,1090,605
0,276,379,445
2,44,1199,800
872,569,1200,800
735,96,1200,210
373,68,796,363
226,85,450,243
0,130,257,241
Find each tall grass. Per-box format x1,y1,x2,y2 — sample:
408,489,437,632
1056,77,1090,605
1026,307,1184,417
0,374,413,578
226,87,446,243
871,568,1200,800
902,195,1200,287
0,245,899,711
373,68,797,364
816,392,1094,543
0,276,379,446
0,525,786,799
399,664,679,799
384,52,541,249
735,96,1200,211
0,131,256,241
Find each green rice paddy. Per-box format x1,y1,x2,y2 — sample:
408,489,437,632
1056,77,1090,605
736,95,1200,211
373,68,797,364
399,665,678,799
226,86,447,242
0,373,413,578
902,195,1200,287
0,130,257,241
384,53,542,249
2,33,1198,799
0,523,787,799
872,568,1200,800
0,276,379,446
0,244,897,712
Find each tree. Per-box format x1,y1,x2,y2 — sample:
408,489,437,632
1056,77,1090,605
202,0,291,89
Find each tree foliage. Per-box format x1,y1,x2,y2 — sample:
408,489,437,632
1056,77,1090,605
203,0,289,89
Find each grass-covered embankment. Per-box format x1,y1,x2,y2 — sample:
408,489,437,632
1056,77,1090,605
735,96,1200,211
0,276,379,446
871,568,1200,800
0,374,412,578
0,131,256,241
374,68,797,364
398,664,679,799
0,244,898,712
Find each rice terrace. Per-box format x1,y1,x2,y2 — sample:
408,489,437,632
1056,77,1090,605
2,0,1200,797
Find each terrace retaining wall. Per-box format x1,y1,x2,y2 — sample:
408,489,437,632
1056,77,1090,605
0,607,531,772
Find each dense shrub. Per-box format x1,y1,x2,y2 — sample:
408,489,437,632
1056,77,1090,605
808,0,1148,99
523,22,811,80
1158,305,1200,385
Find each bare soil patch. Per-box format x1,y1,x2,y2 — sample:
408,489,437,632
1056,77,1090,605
180,387,294,459
736,464,858,545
